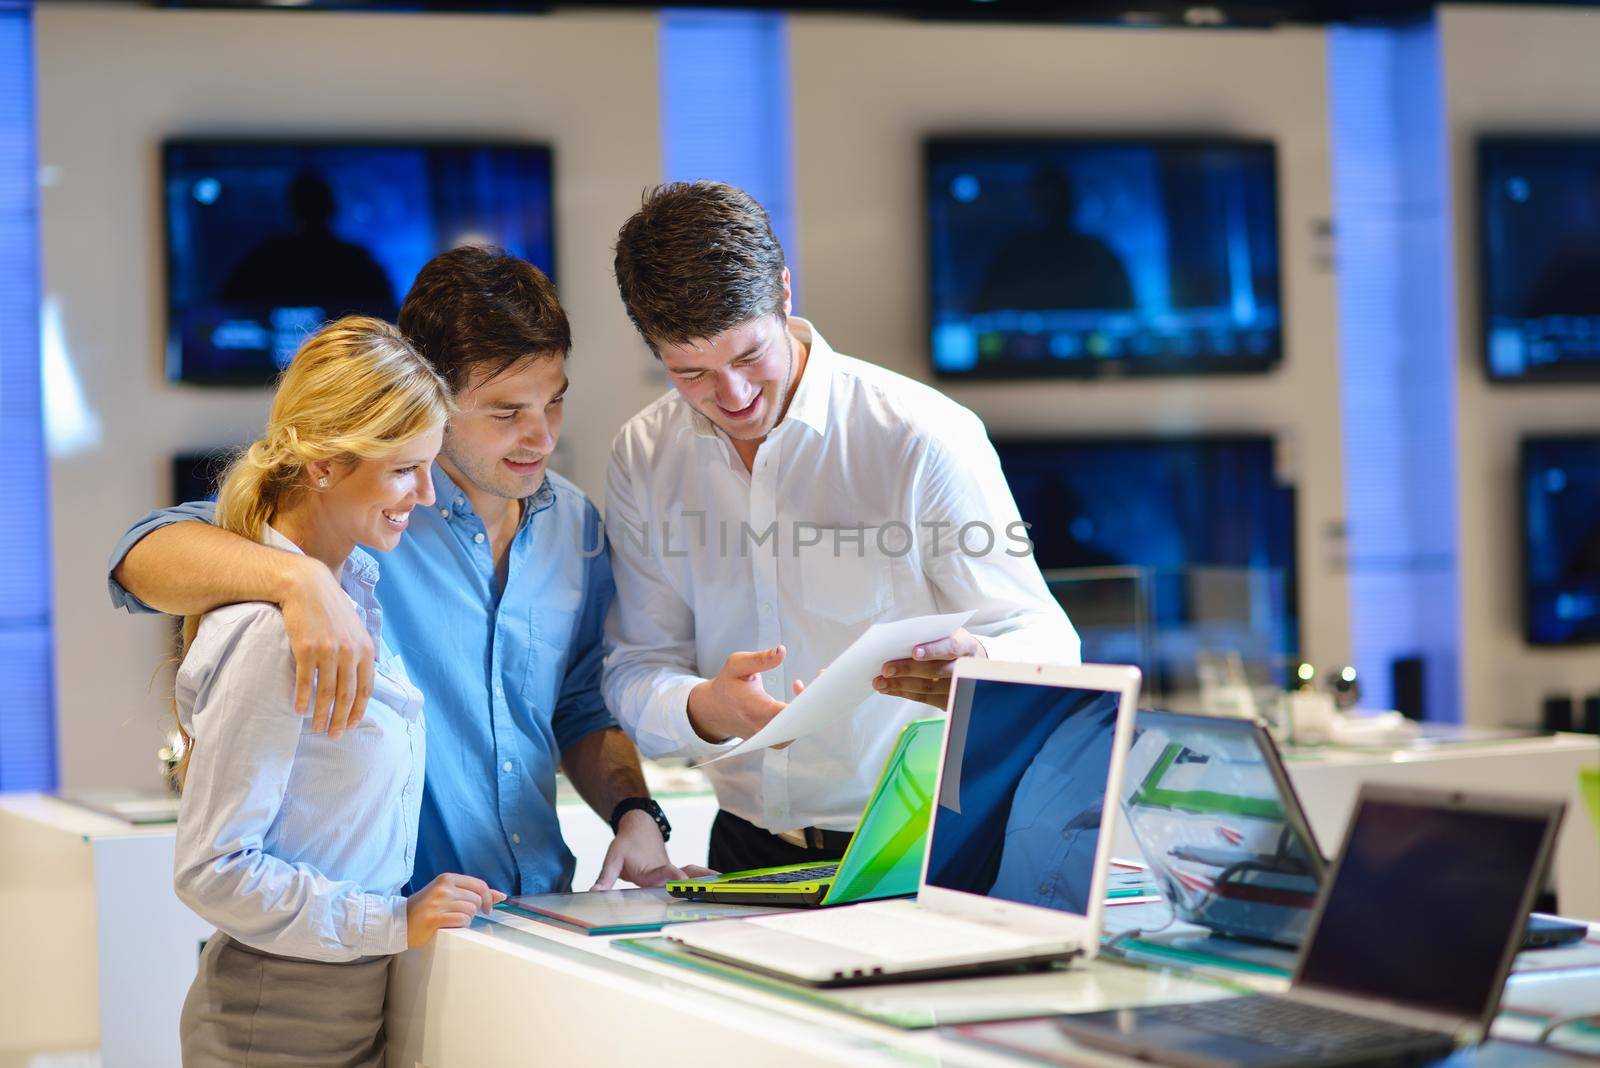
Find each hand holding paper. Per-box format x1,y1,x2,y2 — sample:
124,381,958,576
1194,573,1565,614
696,610,974,766
874,626,990,709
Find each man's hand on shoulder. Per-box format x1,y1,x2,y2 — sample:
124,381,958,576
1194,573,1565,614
277,554,374,738
686,646,789,744
874,627,987,710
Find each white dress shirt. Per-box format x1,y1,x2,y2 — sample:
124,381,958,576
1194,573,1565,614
603,319,1079,833
173,526,426,962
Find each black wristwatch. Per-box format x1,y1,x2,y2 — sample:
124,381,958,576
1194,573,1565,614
609,797,671,842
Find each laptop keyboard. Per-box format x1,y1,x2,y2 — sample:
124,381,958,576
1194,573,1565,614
721,864,839,886
1146,997,1448,1059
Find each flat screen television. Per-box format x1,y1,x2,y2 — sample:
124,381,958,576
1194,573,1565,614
1522,436,1600,644
164,139,554,386
994,436,1298,692
926,137,1282,379
1480,137,1600,383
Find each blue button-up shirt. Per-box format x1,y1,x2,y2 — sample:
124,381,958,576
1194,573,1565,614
174,528,423,962
109,465,616,895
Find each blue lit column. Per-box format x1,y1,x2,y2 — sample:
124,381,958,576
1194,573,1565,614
0,0,57,788
659,9,799,310
1329,21,1461,721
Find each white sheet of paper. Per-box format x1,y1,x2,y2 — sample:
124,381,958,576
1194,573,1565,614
939,683,975,814
696,610,974,766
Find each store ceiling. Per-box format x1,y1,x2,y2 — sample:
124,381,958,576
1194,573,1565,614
81,0,1597,26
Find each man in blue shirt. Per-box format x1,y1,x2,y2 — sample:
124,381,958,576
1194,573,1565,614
108,247,704,895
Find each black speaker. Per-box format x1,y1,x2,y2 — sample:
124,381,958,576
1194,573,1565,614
1583,694,1600,735
1542,694,1575,733
1391,656,1425,721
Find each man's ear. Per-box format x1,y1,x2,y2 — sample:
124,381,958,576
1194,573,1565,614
781,267,793,317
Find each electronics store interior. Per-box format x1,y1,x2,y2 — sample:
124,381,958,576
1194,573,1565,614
2,1,1599,1066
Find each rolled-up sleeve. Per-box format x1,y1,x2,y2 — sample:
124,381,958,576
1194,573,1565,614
106,501,218,614
173,607,408,961
551,501,622,754
915,417,1081,666
601,438,737,763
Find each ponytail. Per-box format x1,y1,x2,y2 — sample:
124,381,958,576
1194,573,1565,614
169,316,452,788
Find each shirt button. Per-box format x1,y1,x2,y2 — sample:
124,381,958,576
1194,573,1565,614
439,508,449,517
502,760,514,773
760,603,773,616
474,532,486,544
1039,883,1052,896
494,684,504,698
511,833,522,845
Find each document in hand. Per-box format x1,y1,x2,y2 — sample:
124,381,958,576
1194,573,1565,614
696,610,975,766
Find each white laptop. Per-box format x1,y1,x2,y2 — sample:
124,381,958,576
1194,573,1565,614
665,660,1141,986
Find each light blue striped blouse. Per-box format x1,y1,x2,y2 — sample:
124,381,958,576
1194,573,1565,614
172,526,425,962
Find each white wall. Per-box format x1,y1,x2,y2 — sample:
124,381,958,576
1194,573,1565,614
787,18,1350,675
1440,5,1600,726
36,6,664,789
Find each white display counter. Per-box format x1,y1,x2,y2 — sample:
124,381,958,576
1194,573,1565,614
386,902,1600,1067
1,728,1595,1066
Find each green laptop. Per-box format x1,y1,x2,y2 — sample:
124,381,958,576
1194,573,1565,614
666,717,943,908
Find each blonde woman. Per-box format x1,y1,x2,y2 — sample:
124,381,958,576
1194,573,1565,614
172,316,504,1067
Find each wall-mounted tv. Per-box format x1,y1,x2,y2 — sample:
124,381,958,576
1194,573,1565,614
164,139,554,386
1522,436,1600,645
1480,137,1600,383
172,449,236,506
926,137,1282,380
994,436,1297,692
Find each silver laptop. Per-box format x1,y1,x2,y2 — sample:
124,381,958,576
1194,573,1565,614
1121,710,1326,948
665,660,1142,986
1052,784,1566,1068
1125,711,1583,954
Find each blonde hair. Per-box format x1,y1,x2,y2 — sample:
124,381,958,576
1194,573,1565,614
171,316,454,786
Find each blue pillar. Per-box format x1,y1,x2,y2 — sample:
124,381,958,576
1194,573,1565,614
1329,20,1461,721
659,9,800,311
0,0,57,788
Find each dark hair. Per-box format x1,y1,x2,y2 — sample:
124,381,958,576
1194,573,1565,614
398,244,570,388
613,181,787,347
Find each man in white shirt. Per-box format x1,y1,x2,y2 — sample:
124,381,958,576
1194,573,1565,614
604,181,1079,873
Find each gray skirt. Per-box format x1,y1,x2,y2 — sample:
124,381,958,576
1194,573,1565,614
180,931,391,1067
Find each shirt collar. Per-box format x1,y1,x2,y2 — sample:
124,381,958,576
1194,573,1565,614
780,317,832,438
430,460,556,532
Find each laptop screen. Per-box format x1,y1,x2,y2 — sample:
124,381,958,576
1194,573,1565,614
1121,711,1324,946
1297,795,1555,1020
925,678,1121,915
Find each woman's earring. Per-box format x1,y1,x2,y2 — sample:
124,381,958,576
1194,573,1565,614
317,476,330,489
